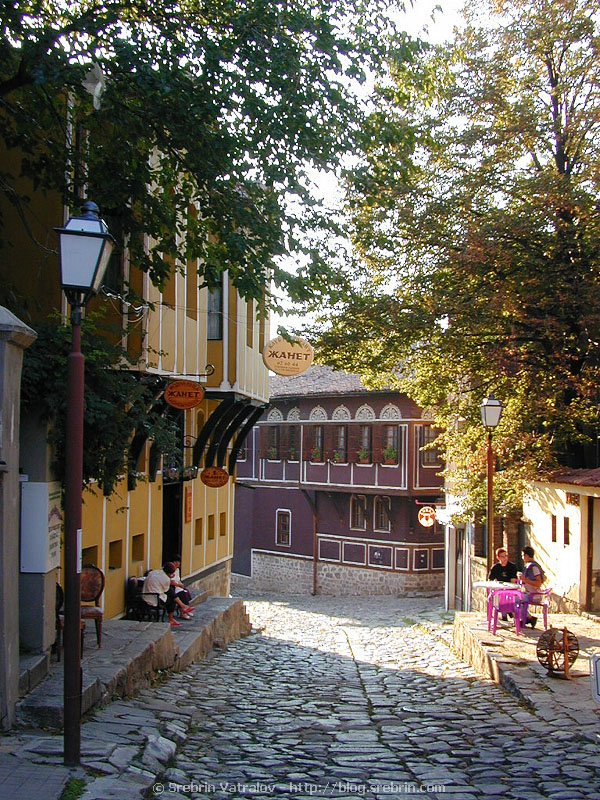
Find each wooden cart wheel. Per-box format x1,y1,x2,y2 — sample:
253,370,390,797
536,627,579,674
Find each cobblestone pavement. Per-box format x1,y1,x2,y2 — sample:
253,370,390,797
156,593,600,800
14,593,600,800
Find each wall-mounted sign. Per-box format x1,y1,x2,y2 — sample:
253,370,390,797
20,481,62,573
164,380,205,409
262,335,314,377
200,466,229,488
417,506,436,527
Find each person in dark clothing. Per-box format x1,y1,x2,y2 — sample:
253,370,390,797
488,548,518,583
489,548,518,621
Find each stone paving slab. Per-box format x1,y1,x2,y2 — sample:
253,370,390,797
16,597,250,729
0,596,251,800
3,593,600,800
452,608,600,736
0,753,70,800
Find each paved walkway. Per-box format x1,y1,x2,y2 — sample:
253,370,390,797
2,593,600,800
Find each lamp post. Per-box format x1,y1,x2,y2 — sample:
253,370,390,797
480,394,503,572
55,201,114,766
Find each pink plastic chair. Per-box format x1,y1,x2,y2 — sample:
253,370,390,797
521,587,552,630
490,589,523,635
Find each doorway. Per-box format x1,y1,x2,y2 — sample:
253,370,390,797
162,482,182,564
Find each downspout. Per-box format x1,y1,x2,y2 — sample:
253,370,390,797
586,496,594,611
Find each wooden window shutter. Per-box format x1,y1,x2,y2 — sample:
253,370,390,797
324,426,334,461
348,424,361,462
258,427,269,458
302,426,312,460
373,425,383,462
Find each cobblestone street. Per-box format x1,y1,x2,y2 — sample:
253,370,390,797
144,593,599,800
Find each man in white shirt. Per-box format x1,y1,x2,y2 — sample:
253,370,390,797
143,563,181,628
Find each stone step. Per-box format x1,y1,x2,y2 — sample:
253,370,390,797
16,597,251,730
18,653,50,698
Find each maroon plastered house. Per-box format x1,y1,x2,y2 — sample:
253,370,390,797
233,365,445,595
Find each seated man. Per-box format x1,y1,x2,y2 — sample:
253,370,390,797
520,545,545,628
488,548,518,620
143,562,181,629
488,548,518,583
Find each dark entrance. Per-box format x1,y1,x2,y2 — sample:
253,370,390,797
162,407,185,563
162,481,182,564
454,527,465,610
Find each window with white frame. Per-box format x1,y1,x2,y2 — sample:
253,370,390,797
333,424,347,462
311,425,324,461
276,509,291,546
419,425,441,466
267,426,280,460
350,494,367,530
374,496,391,532
287,425,300,461
207,279,223,340
357,425,372,462
382,425,399,463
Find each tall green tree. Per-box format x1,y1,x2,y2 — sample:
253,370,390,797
0,0,413,494
0,0,404,305
312,0,600,518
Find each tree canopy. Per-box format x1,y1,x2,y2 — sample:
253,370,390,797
1,0,415,494
0,0,407,306
311,0,600,519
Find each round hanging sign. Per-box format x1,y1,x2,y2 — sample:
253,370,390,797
200,466,230,488
262,335,314,377
418,506,437,527
164,380,205,410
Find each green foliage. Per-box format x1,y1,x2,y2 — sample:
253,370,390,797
21,313,181,495
58,777,86,800
382,444,397,462
0,0,405,307
312,0,600,519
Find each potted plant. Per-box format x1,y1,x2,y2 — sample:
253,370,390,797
288,446,298,461
382,445,398,464
357,447,371,464
332,450,344,463
310,446,322,462
267,446,278,460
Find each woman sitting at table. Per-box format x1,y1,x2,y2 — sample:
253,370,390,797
488,548,518,583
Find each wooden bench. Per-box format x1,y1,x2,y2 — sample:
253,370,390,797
125,577,166,622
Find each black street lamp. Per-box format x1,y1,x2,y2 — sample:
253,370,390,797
480,394,503,572
55,201,114,766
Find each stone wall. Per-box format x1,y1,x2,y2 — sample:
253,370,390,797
238,551,443,596
187,559,231,599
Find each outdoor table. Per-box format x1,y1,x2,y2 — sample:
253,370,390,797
473,581,526,632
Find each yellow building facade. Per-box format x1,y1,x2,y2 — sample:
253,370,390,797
0,168,270,639
79,258,270,618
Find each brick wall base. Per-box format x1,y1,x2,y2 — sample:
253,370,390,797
232,552,443,596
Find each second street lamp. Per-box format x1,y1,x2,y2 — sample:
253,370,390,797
55,200,114,766
480,394,503,573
